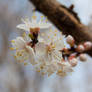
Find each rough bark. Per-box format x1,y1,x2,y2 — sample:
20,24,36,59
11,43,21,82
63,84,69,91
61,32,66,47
29,0,92,56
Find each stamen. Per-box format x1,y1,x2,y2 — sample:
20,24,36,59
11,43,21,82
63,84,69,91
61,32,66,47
10,47,15,50
58,70,63,73
22,32,26,38
32,15,37,20
11,40,15,43
41,16,44,18
24,62,28,66
36,70,40,72
40,16,44,22
14,55,17,59
55,30,58,32
41,33,45,36
50,29,52,32
45,18,48,22
54,33,56,36
48,36,50,38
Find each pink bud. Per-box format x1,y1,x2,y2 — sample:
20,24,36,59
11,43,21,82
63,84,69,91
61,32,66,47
84,41,92,50
69,58,78,67
79,54,87,62
77,45,85,52
68,54,76,61
63,47,68,53
66,35,75,46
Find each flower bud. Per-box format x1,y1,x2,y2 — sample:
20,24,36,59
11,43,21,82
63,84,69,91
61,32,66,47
63,48,68,52
84,41,92,50
69,58,78,67
68,54,76,60
79,54,87,62
77,45,85,52
66,35,75,46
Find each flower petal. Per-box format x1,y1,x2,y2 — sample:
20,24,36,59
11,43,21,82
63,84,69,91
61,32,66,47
12,37,26,49
26,46,37,65
53,39,64,50
35,42,47,57
17,24,29,31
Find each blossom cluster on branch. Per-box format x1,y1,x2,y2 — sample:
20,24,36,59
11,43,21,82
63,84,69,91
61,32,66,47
10,13,92,77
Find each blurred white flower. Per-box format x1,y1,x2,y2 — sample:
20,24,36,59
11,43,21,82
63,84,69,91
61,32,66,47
11,37,36,65
17,16,52,32
34,30,73,76
38,29,65,50
35,41,63,65
11,37,26,50
11,15,74,77
57,62,73,77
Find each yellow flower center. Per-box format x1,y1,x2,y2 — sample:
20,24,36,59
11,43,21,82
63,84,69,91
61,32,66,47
47,43,56,53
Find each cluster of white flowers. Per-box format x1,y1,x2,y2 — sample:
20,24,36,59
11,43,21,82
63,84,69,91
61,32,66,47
11,13,92,77
10,14,73,77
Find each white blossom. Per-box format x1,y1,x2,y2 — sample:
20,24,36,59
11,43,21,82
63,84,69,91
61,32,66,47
11,36,36,65
34,30,73,76
17,16,52,32
38,29,65,50
11,15,74,77
56,62,73,76
35,30,64,65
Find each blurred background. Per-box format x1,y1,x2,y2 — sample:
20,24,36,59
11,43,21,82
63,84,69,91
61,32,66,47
0,0,92,92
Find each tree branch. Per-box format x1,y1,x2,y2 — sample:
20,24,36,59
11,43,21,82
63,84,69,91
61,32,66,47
29,0,92,56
